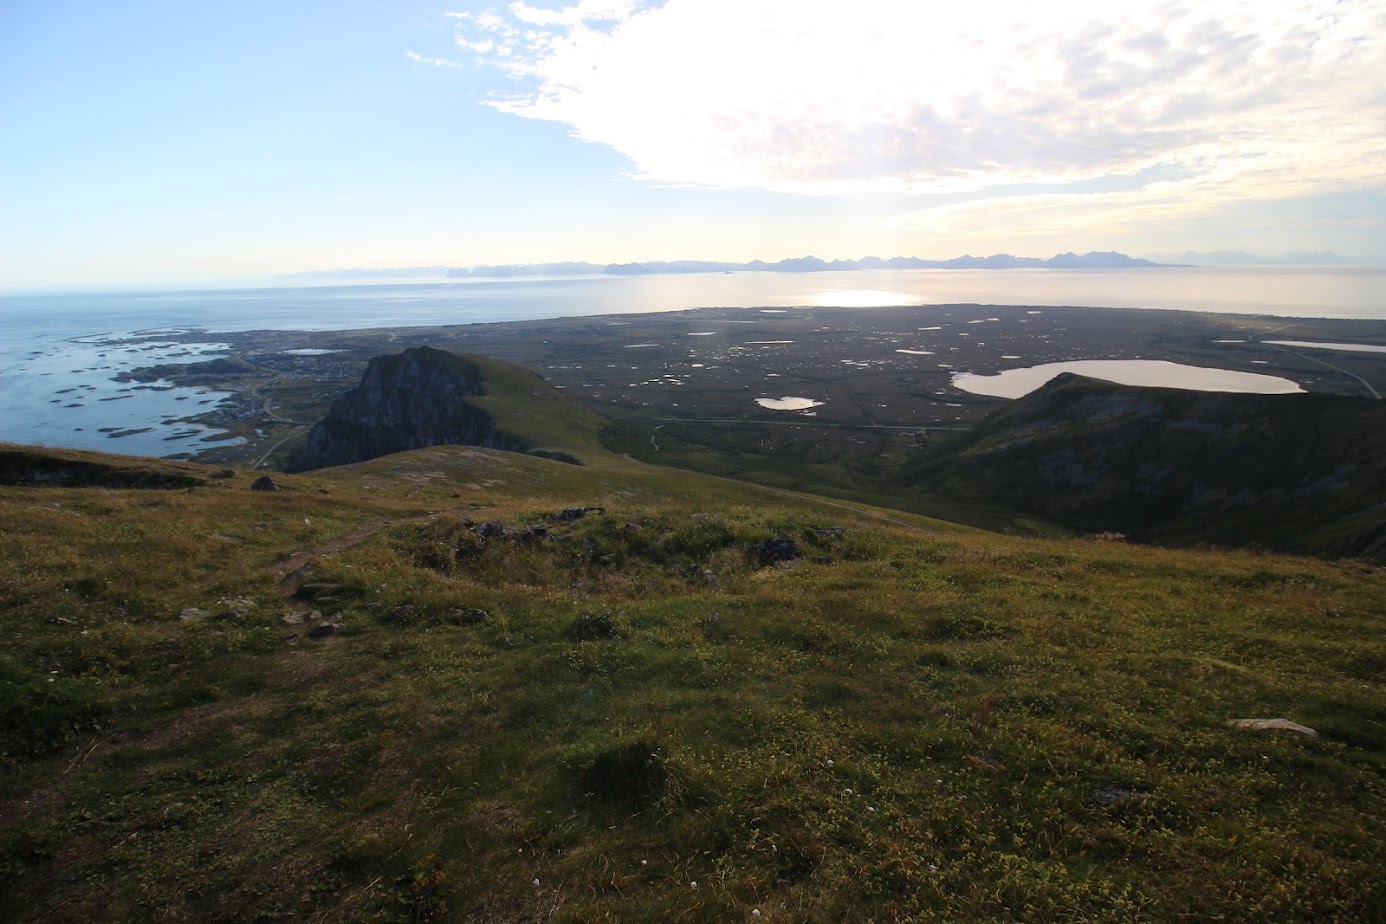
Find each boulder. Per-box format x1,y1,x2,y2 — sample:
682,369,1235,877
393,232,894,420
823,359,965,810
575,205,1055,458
757,535,802,567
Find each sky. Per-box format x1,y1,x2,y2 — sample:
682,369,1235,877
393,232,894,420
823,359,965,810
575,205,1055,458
2,0,1384,288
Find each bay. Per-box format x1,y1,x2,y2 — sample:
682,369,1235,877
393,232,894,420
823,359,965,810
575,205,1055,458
1,267,1381,457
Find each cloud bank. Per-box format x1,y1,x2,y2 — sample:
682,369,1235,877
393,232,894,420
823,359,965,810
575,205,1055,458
443,0,1385,211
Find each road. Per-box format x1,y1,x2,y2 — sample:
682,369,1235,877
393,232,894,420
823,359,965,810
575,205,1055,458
245,370,309,469
1252,327,1382,400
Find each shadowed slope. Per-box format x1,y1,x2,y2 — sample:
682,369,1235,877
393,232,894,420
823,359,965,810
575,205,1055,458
289,348,609,472
900,373,1386,559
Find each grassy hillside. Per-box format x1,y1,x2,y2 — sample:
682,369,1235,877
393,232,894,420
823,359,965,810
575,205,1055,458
1,441,1382,922
461,353,611,458
897,374,1386,561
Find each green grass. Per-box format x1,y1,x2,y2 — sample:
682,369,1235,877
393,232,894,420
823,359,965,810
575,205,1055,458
1,443,1383,921
462,354,611,458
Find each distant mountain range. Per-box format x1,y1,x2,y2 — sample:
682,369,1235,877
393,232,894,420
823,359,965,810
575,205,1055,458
283,251,1175,281
1142,250,1353,266
445,251,1172,278
281,249,1386,281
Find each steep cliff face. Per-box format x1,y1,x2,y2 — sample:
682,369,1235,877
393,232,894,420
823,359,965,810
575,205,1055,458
901,374,1386,559
289,347,526,471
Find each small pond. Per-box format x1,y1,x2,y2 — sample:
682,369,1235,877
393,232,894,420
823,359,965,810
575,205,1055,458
756,396,825,411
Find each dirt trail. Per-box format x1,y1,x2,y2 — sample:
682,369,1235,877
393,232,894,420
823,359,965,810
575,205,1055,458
274,519,390,595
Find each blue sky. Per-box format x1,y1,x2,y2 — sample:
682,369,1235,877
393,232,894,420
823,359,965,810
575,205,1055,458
2,0,1383,287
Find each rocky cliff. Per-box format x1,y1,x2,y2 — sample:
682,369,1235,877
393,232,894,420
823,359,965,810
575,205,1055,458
901,374,1386,559
288,347,527,471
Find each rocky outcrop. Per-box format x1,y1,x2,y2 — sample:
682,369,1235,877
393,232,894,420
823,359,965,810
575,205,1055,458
288,347,526,472
0,447,205,489
900,374,1386,559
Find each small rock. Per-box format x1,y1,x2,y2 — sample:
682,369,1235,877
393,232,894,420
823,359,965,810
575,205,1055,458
217,596,255,619
703,570,718,588
209,468,237,479
810,526,847,538
757,535,801,567
178,607,209,621
251,475,279,492
308,622,339,640
49,615,78,626
446,607,489,625
555,506,605,522
1228,718,1319,739
473,521,507,539
519,524,548,542
280,609,319,626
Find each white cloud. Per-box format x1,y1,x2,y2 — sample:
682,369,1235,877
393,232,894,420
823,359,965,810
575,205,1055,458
448,0,1386,209
407,49,464,67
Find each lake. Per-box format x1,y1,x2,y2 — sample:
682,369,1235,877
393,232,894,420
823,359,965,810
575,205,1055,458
2,267,1381,456
952,360,1305,399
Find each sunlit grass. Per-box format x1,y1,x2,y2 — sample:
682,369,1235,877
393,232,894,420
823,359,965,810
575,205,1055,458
1,443,1382,921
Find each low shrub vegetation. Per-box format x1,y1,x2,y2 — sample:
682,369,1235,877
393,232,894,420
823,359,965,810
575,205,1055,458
0,445,1382,921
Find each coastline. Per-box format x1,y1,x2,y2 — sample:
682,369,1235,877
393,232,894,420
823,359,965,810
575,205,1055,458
3,299,1381,471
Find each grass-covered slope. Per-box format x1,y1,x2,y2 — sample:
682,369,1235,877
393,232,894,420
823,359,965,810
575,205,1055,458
898,374,1386,561
1,443,1382,922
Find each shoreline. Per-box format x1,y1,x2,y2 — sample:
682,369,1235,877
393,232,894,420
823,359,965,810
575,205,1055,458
4,301,1380,471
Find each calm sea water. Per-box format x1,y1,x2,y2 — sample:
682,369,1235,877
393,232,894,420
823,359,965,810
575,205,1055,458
2,267,1382,457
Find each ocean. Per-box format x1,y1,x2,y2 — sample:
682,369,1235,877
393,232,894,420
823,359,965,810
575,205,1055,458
2,267,1382,457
